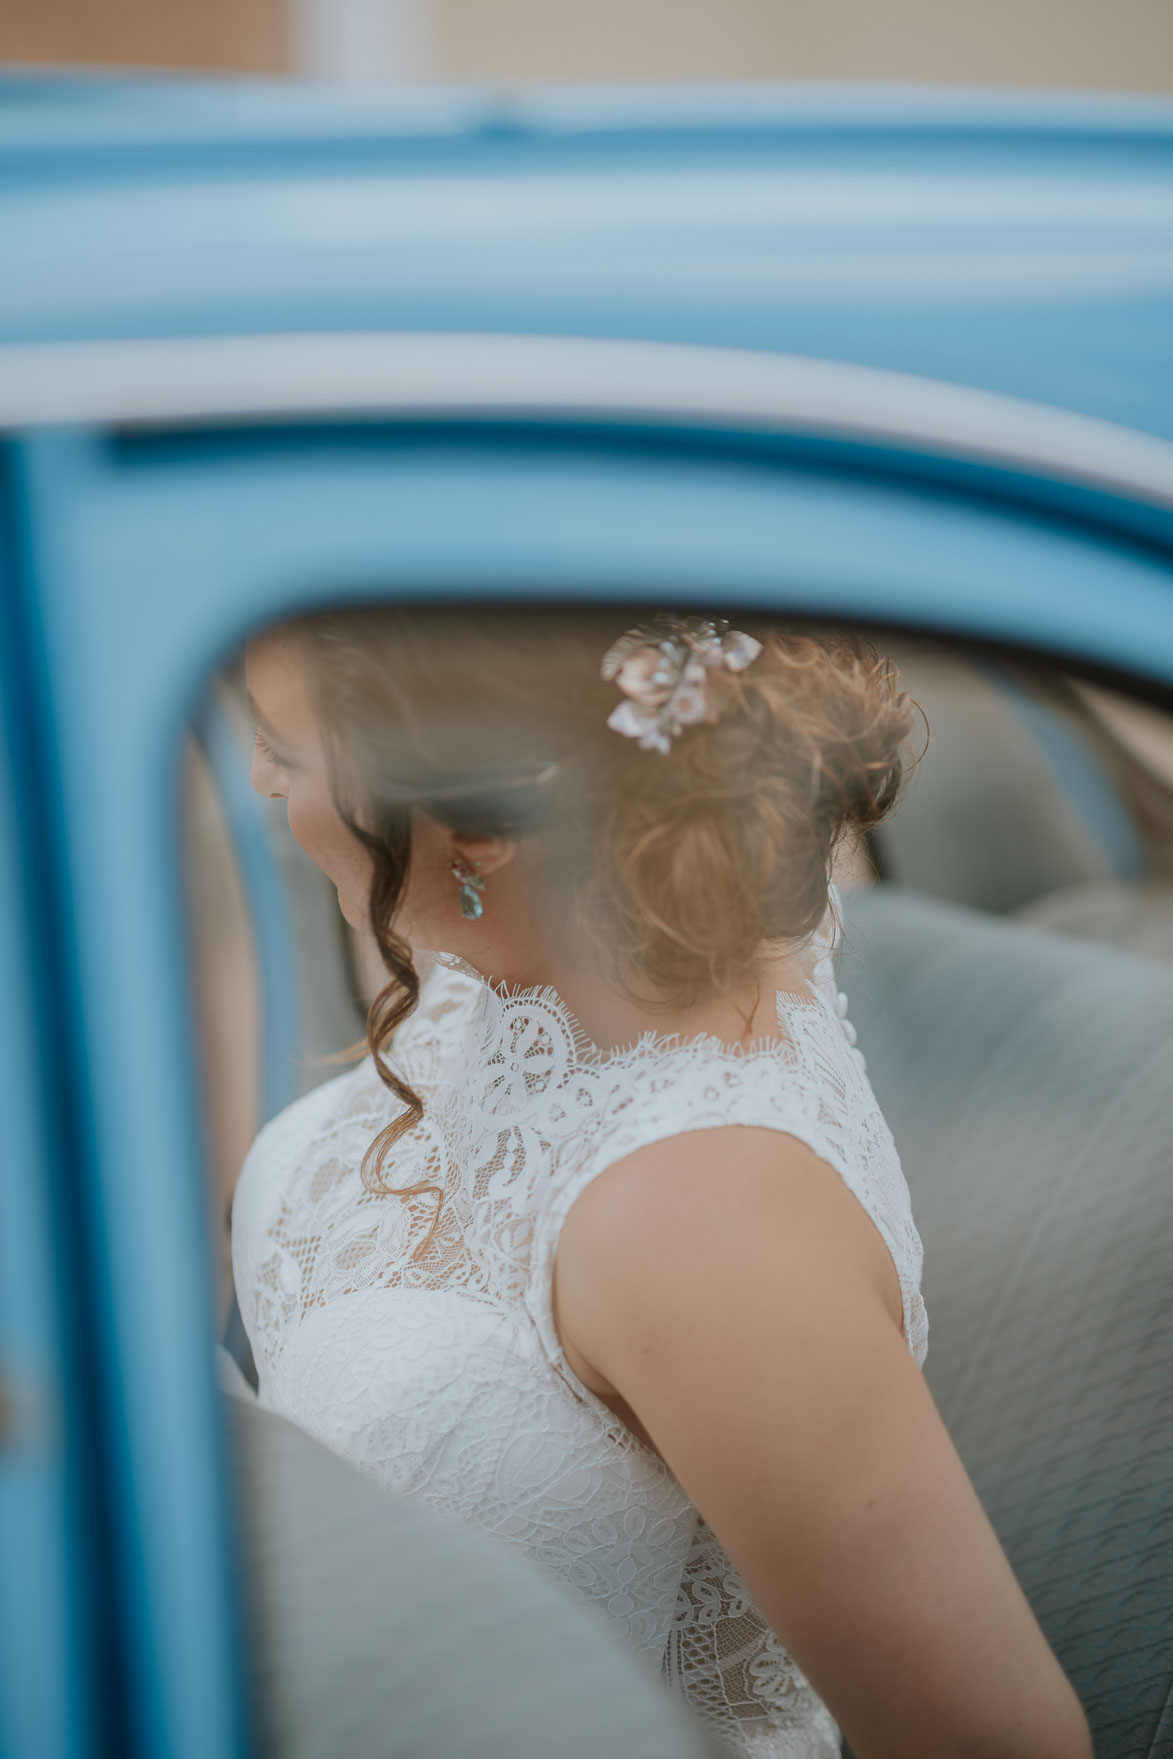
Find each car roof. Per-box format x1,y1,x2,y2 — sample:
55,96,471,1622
2,73,1172,441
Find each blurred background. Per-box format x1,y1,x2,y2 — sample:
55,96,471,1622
2,0,1172,91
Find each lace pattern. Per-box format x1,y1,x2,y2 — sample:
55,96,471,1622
232,907,926,1755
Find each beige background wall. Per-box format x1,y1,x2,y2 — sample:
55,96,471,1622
2,0,1172,91
433,0,1173,91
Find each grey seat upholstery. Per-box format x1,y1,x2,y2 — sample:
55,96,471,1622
223,1384,717,1759
872,657,1137,915
842,887,1173,1759
1018,879,1173,966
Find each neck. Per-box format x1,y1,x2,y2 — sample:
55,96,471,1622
425,850,817,1052
482,929,815,1055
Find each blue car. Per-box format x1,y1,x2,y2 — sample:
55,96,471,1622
2,73,1172,1759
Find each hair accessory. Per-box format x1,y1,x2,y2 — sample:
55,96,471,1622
601,616,763,754
449,855,486,921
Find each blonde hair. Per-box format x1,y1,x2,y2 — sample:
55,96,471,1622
289,606,920,1199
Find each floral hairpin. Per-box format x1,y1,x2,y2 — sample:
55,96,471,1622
601,617,763,754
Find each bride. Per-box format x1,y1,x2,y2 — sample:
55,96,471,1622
232,606,1090,1759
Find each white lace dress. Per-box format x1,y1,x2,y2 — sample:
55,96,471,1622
232,920,927,1759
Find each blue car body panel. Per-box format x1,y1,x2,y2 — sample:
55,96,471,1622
0,80,1171,440
0,460,98,1759
1,73,1171,1759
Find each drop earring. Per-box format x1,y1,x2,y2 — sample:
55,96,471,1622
449,855,486,921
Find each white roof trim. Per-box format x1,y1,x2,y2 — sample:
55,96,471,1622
2,331,1171,512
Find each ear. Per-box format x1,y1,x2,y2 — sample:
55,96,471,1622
449,832,518,877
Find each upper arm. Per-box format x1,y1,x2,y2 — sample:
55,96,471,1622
553,1127,1090,1759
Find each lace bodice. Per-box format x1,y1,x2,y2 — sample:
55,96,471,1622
232,917,926,1759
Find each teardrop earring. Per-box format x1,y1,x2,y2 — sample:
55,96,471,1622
449,855,486,922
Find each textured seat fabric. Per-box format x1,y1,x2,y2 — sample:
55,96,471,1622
871,658,1131,914
841,887,1173,1759
1018,879,1173,965
223,1381,718,1759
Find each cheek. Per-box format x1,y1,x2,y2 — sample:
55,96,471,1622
286,788,372,900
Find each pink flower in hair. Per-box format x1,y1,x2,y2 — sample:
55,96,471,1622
601,617,763,754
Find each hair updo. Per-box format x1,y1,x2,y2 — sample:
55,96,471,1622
287,605,919,1192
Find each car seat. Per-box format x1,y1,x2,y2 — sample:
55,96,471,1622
223,1371,718,1759
1018,879,1173,965
872,656,1150,915
842,886,1173,1759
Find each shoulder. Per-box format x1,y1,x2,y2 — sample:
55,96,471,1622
232,1059,376,1227
250,1060,374,1161
555,1124,904,1394
560,1124,896,1285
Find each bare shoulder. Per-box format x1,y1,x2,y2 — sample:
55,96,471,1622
554,1125,904,1396
558,1124,904,1304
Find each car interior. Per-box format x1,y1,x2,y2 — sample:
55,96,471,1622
185,617,1173,1759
